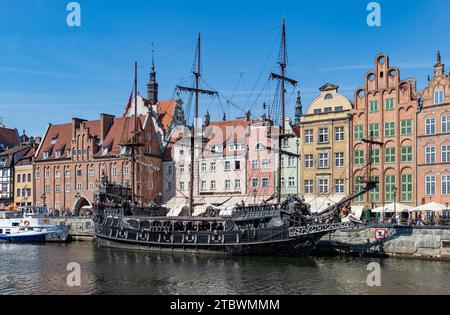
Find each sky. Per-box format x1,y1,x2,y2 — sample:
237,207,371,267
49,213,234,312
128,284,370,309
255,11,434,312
0,0,449,137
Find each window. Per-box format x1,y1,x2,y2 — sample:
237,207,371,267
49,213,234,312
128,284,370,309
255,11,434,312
335,106,344,112
88,168,94,177
318,178,329,194
305,155,313,169
288,177,295,187
167,165,173,175
287,156,296,167
224,161,231,171
210,162,216,172
324,93,333,100
281,177,285,187
371,149,380,164
21,174,26,182
89,184,94,191
16,189,20,197
65,184,70,192
354,177,364,202
251,178,258,188
55,203,61,211
45,185,50,193
304,180,313,194
401,174,413,202
235,179,241,189
17,174,21,183
335,179,345,194
385,98,395,110
305,130,314,144
354,125,364,141
76,169,82,177
425,147,436,164
65,170,70,178
368,176,380,202
255,143,264,151
401,120,413,135
442,175,450,195
369,101,379,112
147,181,153,190
43,152,49,159
318,128,329,143
201,163,207,172
354,150,364,165
282,138,289,148
112,167,117,176
45,170,50,179
442,145,450,162
324,107,332,113
385,147,396,163
225,180,231,190
262,159,269,169
210,180,216,190
425,118,436,135
384,122,395,137
385,175,396,202
201,181,207,191
179,164,185,174
251,160,259,170
318,152,329,169
179,182,185,191
401,146,413,162
235,161,241,170
335,152,344,167
35,171,40,179
434,90,444,105
27,174,31,182
425,176,436,196
335,127,344,142
55,184,61,193
77,184,82,191
313,109,322,114
369,123,379,138
124,166,130,175
262,178,270,188
442,116,450,133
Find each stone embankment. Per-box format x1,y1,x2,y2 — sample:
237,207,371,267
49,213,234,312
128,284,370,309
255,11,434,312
53,218,94,241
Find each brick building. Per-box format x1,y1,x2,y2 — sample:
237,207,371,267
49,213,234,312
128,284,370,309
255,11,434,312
350,54,419,208
416,52,450,206
34,114,163,213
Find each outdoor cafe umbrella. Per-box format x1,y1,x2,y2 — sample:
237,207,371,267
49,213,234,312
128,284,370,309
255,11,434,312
371,203,412,213
409,202,447,213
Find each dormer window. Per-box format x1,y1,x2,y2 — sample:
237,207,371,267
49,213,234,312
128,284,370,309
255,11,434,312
55,151,61,158
50,135,58,145
256,143,264,151
120,146,128,155
67,150,72,158
324,93,333,100
102,147,109,156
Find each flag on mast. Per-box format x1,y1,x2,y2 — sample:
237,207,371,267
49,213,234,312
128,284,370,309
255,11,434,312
124,88,133,116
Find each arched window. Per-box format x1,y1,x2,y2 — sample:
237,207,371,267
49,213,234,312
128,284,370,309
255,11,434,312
324,93,333,100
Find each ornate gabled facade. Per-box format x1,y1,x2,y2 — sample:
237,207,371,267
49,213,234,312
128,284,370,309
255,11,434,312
417,51,450,206
34,113,162,213
350,54,418,209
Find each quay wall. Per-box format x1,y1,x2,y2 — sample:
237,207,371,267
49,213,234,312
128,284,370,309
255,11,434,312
315,225,450,260
53,218,94,241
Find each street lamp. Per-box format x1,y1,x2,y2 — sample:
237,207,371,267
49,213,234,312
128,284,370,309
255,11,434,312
40,192,46,207
253,189,257,205
74,191,81,216
393,187,398,225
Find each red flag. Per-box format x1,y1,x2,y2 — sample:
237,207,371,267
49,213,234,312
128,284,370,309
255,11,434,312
124,91,133,116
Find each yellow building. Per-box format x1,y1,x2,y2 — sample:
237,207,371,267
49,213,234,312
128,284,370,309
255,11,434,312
14,150,34,207
298,83,352,212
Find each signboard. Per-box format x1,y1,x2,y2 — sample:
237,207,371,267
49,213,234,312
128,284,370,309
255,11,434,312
375,228,388,240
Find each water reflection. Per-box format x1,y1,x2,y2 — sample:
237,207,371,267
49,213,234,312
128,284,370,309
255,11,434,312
0,243,449,295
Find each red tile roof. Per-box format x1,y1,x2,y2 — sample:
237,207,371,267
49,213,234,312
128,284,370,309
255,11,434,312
156,100,177,133
0,127,19,150
36,116,146,161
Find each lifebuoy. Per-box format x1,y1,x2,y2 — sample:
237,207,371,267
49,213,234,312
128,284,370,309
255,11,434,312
23,221,30,227
163,232,172,242
185,234,195,243
139,232,147,241
212,233,222,243
118,228,127,238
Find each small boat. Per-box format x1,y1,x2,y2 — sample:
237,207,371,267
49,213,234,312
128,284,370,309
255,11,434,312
0,206,70,243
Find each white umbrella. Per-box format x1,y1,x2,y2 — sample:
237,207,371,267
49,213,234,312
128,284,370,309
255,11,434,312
409,202,447,213
371,203,412,213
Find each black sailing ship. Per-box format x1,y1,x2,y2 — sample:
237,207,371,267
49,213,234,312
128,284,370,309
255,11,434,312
93,21,381,257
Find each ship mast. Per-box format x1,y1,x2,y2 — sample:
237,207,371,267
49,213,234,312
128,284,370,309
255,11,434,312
177,34,217,216
270,19,297,204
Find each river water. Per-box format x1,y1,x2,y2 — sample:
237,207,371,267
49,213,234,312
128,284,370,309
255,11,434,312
0,242,449,295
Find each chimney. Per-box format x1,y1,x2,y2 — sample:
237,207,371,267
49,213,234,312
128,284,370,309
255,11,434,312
245,110,251,122
100,114,115,142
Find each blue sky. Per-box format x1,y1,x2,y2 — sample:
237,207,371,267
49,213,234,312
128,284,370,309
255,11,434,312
0,0,449,136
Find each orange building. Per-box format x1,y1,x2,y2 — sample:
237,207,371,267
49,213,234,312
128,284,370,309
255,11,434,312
416,52,450,206
350,54,419,208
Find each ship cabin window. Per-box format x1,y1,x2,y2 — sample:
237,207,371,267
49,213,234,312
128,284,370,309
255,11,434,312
0,229,2,234
5,229,11,234
12,223,19,227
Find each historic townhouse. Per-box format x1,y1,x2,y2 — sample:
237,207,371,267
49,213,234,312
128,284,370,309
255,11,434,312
280,116,301,199
299,83,352,211
14,144,37,207
0,125,19,152
350,54,418,209
34,113,163,213
417,52,450,206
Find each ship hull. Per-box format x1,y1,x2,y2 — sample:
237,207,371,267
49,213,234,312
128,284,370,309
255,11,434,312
94,227,326,257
